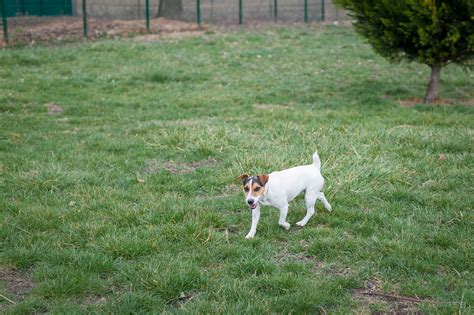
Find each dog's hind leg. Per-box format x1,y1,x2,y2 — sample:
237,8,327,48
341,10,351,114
296,190,317,227
318,192,332,212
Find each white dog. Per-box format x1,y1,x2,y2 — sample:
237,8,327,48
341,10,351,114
238,152,332,239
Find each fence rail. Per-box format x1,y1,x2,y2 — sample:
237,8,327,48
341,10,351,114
1,0,347,46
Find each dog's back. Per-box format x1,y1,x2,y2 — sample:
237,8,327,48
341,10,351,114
267,152,324,202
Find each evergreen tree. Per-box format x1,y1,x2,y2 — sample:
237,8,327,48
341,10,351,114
334,0,473,103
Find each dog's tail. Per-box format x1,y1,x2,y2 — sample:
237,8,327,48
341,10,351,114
312,151,321,169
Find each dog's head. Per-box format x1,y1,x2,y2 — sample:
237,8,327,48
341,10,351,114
237,174,269,209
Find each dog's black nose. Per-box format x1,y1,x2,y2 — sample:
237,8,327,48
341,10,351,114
247,199,254,205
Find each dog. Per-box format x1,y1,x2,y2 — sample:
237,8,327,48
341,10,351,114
238,151,332,239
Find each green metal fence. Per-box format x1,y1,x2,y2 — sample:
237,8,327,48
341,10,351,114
1,0,346,46
185,0,342,24
3,0,72,17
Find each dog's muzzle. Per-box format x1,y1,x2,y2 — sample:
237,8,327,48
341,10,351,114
247,199,258,210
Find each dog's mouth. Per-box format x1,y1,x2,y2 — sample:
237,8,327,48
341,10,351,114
248,203,258,210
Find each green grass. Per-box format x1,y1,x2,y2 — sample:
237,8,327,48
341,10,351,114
0,25,473,313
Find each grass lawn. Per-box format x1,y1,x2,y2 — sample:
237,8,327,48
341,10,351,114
0,25,473,313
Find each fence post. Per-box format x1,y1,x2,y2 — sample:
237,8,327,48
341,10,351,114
304,0,308,23
273,0,278,21
321,0,325,22
145,0,150,32
196,0,201,25
1,0,8,44
82,0,88,38
239,0,242,25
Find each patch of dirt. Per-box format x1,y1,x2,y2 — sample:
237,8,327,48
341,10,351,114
399,98,474,107
134,31,204,42
215,225,240,236
219,184,239,198
172,118,218,127
167,291,200,308
421,179,437,189
47,103,64,115
254,103,289,110
273,248,325,269
82,295,108,307
0,267,34,304
272,248,355,277
1,16,204,47
330,266,353,277
183,158,219,170
143,158,219,175
142,160,160,175
352,277,427,314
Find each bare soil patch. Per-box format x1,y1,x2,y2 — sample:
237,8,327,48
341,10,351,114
134,31,204,42
215,225,240,234
272,248,355,277
143,158,219,176
399,98,474,107
82,295,108,307
254,103,290,110
47,103,64,115
220,184,239,198
167,291,200,308
196,183,238,202
273,248,325,270
352,277,427,314
0,267,34,305
1,17,204,47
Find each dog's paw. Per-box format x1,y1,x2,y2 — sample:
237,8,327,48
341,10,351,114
245,232,255,239
295,220,306,227
325,205,332,212
280,222,291,230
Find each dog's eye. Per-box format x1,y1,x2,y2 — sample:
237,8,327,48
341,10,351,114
244,187,249,192
254,186,261,192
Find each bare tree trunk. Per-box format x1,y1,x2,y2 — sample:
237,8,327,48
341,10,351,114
157,0,183,18
424,64,441,103
157,0,164,17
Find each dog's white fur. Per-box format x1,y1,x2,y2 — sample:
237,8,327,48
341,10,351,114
244,152,332,239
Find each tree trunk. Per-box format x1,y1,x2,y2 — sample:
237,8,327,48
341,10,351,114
424,64,441,103
157,0,183,18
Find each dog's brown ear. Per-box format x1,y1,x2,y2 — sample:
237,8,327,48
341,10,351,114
257,174,269,186
237,174,249,184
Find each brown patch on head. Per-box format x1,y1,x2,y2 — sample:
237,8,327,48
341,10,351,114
237,174,251,196
237,174,249,184
257,174,269,186
243,182,251,195
250,181,265,197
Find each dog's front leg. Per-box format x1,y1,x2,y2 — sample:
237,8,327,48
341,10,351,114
245,206,261,239
278,204,291,230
